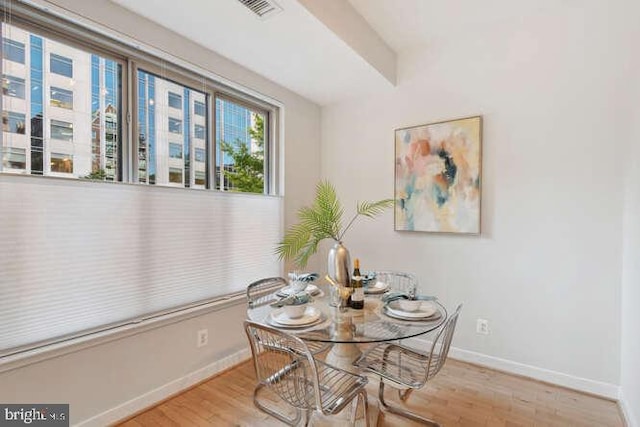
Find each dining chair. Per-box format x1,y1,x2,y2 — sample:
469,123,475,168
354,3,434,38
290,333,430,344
374,271,418,296
246,277,329,355
244,320,370,426
354,304,463,426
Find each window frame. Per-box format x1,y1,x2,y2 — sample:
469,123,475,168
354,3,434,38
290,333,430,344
0,4,281,192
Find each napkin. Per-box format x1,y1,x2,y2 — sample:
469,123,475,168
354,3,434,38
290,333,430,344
269,293,311,308
381,292,437,304
288,272,319,283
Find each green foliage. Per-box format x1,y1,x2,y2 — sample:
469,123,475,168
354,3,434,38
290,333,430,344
275,180,394,268
84,169,107,180
221,114,265,193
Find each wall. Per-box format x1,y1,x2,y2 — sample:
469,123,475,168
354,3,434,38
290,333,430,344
322,3,631,391
620,23,640,424
0,0,321,425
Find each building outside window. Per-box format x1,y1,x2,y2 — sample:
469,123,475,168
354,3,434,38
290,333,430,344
1,147,26,169
194,100,206,117
2,111,26,134
2,39,25,63
168,117,182,134
168,92,182,109
50,87,73,109
50,152,73,173
215,97,266,193
2,75,26,98
169,142,182,159
1,23,120,179
50,53,73,77
194,147,205,163
194,124,205,140
194,170,206,186
50,119,73,141
168,167,182,184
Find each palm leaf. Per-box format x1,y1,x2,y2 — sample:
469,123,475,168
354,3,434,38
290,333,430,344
357,199,395,218
275,180,393,268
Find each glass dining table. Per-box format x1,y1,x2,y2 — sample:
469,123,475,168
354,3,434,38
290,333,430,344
246,281,447,374
246,281,447,425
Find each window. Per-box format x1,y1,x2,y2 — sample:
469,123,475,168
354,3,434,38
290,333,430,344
50,120,73,141
169,167,182,184
194,170,206,186
50,87,73,109
2,39,25,63
2,147,26,169
194,148,206,163
50,152,73,173
168,117,182,134
194,100,206,117
194,124,205,140
1,23,121,179
50,53,73,77
169,142,182,159
215,97,267,194
137,70,209,188
2,111,26,134
2,75,26,99
0,11,281,362
168,92,182,109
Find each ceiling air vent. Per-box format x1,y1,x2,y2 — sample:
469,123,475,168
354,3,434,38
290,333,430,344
237,0,283,20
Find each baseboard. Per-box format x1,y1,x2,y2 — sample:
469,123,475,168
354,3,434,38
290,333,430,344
75,347,251,427
619,388,638,427
405,337,619,400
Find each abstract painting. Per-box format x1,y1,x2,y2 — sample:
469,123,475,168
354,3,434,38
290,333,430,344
395,116,482,234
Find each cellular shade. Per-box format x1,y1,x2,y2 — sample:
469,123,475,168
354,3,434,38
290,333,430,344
0,175,283,357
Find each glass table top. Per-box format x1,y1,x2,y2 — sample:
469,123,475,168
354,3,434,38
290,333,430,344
246,284,447,343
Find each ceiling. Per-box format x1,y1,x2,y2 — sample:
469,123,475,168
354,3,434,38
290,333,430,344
111,0,394,106
111,0,571,106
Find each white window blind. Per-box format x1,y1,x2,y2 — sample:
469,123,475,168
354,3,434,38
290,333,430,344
0,175,283,358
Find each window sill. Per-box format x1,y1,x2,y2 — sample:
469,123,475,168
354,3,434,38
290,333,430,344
0,292,246,374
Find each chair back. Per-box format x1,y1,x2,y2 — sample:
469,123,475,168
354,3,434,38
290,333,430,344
425,304,462,381
375,271,417,296
244,320,322,411
246,277,287,309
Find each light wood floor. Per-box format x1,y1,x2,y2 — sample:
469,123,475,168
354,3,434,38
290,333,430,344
118,358,624,426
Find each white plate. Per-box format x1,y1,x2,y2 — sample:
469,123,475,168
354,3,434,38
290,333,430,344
386,300,437,319
269,306,322,326
278,284,320,296
365,280,389,294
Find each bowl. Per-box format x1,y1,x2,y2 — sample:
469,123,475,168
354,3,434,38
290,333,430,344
289,280,309,294
398,299,422,312
284,302,308,319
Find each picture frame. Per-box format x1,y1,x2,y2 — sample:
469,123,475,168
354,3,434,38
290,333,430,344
394,116,482,234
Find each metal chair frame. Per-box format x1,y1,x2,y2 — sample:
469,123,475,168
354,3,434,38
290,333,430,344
355,304,463,426
374,271,418,296
244,320,370,426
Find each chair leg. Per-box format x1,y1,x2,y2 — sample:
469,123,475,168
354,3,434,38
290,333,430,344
398,388,414,401
378,380,440,426
253,383,303,426
348,391,370,427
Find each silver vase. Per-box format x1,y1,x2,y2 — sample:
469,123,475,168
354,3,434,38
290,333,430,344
327,241,351,286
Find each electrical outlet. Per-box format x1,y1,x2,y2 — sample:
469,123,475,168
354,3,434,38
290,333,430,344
197,329,208,348
476,319,489,335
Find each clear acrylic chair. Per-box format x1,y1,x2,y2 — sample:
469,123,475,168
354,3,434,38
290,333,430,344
374,271,418,296
244,320,370,426
354,304,463,426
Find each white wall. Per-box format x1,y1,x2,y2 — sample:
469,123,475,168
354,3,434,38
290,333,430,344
0,0,321,425
322,3,633,388
620,19,640,423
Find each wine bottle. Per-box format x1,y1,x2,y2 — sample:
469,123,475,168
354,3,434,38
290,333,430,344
350,258,364,309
